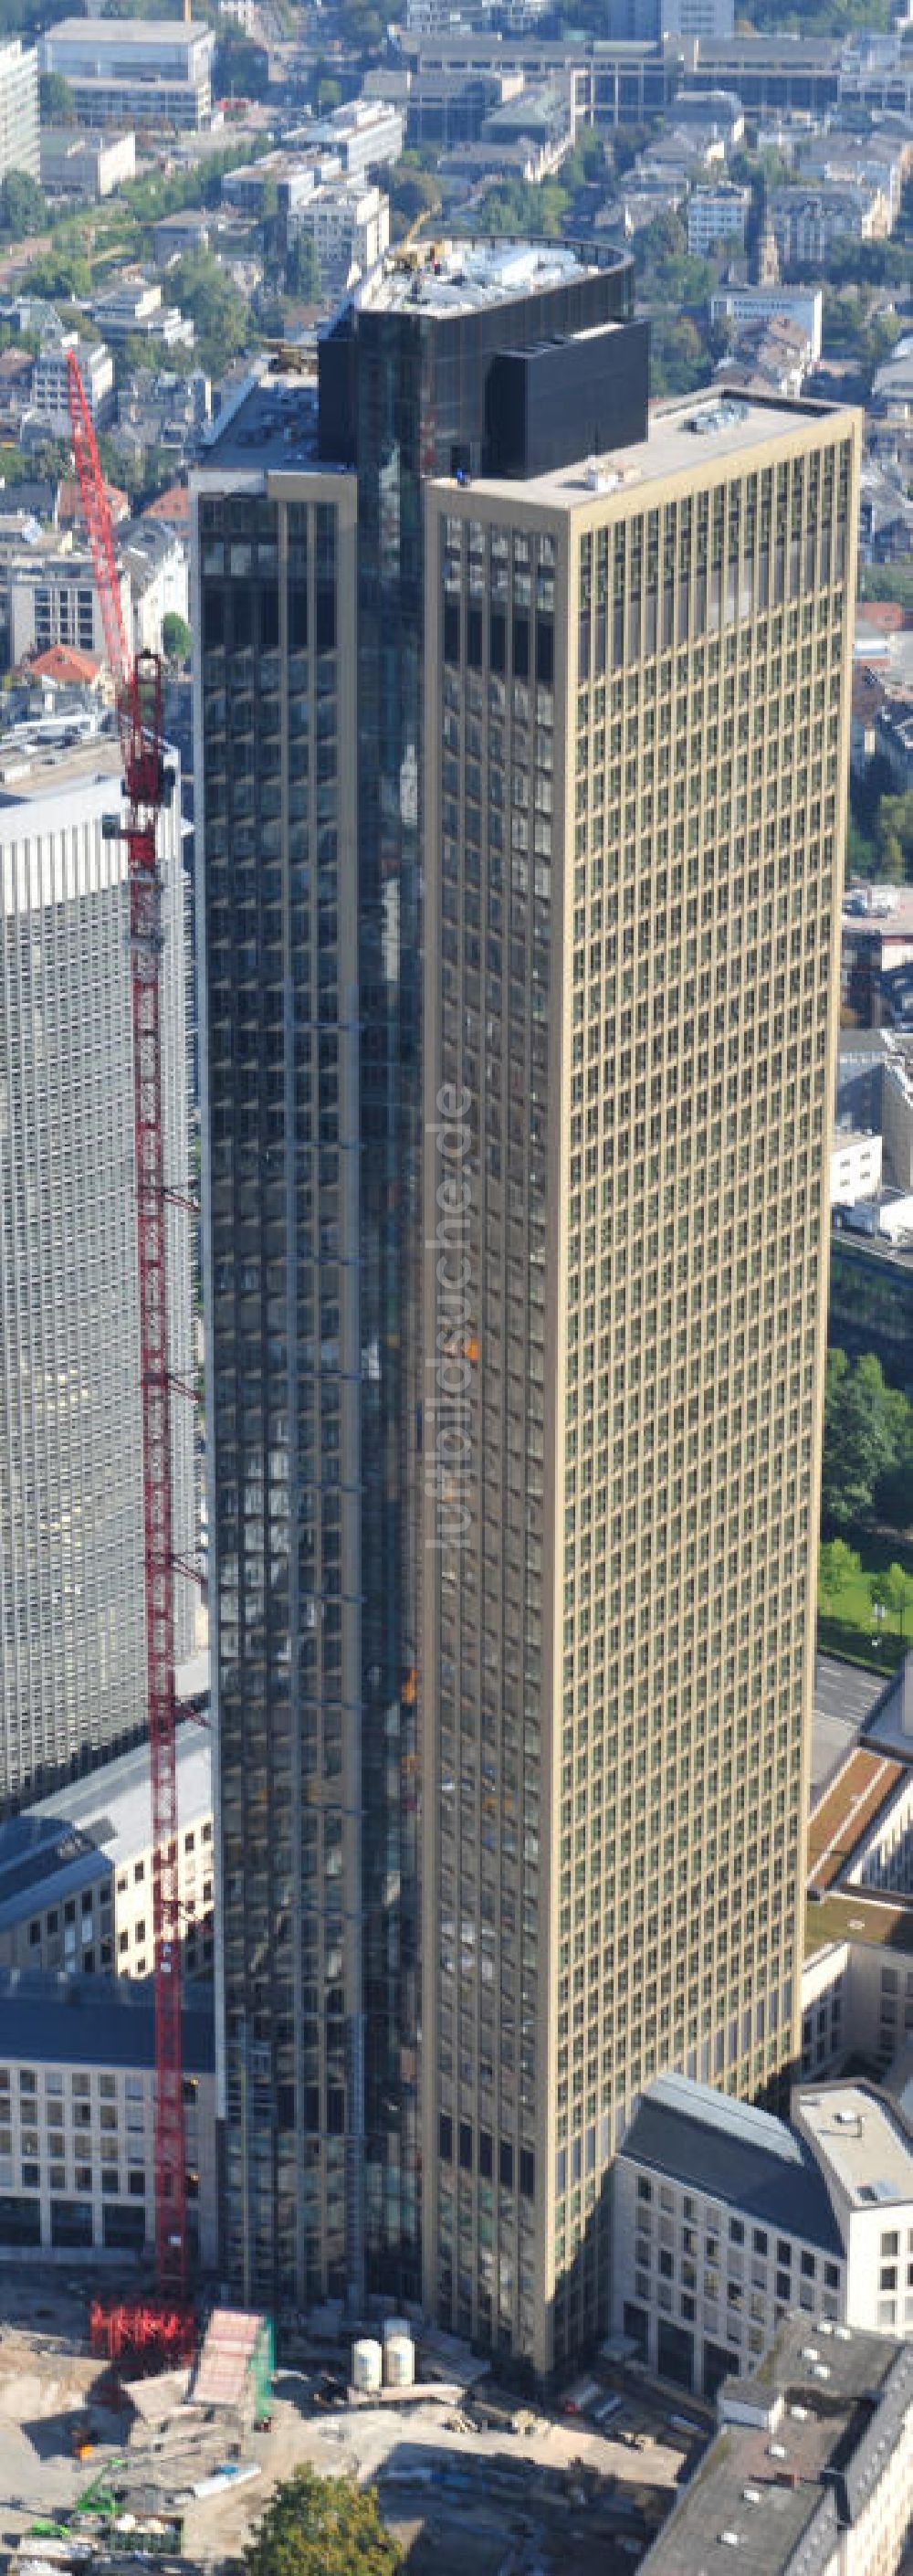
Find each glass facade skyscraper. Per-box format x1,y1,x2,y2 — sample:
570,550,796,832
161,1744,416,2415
194,243,639,2310
195,248,856,2363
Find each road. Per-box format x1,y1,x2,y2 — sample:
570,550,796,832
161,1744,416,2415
811,1651,887,1795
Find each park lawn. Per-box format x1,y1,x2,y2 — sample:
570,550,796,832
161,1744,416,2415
817,1526,913,1673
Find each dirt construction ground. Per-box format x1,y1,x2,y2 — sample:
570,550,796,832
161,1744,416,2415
0,2273,691,2575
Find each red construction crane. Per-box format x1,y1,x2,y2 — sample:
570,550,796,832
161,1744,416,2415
67,352,191,2364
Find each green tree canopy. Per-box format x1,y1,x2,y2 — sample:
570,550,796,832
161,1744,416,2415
285,230,320,301
22,242,91,299
39,70,76,123
819,1537,862,1605
244,2468,402,2576
162,611,192,665
821,1349,911,1533
0,169,47,238
168,248,257,376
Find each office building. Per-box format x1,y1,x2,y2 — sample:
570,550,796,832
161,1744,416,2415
0,1724,214,1982
289,180,389,302
195,248,855,2357
5,546,128,671
0,38,39,184
611,2072,913,2396
710,285,824,365
39,127,136,203
687,180,750,255
641,2319,913,2575
0,737,194,1812
0,1969,215,2266
295,97,404,179
420,385,858,2370
38,20,214,132
193,240,644,2315
29,337,114,431
605,0,733,34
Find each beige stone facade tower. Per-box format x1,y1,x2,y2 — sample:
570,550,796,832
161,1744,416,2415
420,392,860,2375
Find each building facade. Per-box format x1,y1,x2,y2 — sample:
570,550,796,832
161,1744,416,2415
0,1969,216,2267
611,2072,913,2398
0,740,194,1811
0,38,39,184
289,181,389,301
194,242,643,2319
39,19,214,131
5,550,128,674
39,128,137,203
0,1726,214,1982
420,388,858,2370
195,260,855,2360
30,338,114,431
687,182,750,255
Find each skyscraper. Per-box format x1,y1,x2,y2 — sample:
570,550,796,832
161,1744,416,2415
195,245,857,2358
193,240,644,2309
0,737,193,1812
420,393,859,2371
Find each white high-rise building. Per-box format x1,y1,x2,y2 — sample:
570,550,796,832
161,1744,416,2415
0,735,194,1811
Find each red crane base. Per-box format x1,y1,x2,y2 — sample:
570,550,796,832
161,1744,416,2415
89,2296,196,2375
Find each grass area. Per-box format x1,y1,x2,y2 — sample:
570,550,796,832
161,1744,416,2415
817,1526,913,1673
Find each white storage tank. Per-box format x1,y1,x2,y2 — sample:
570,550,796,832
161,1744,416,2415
383,2330,415,2390
352,2337,383,2394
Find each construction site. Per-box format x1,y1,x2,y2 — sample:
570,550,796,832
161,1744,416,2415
0,2266,693,2576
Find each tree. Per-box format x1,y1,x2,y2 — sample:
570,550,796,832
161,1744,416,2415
244,2469,402,2576
819,1536,862,1609
874,791,913,887
286,230,320,301
869,1562,913,1636
821,1348,906,1533
23,243,91,299
0,169,47,238
169,249,257,376
39,70,76,123
162,611,192,666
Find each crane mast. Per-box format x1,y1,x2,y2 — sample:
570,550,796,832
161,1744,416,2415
67,351,189,2346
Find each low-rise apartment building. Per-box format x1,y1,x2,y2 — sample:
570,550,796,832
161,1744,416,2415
687,179,750,253
0,1969,216,2267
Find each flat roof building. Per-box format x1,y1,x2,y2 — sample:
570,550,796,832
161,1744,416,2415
0,1724,214,1982
0,739,194,1811
39,20,213,132
612,2071,913,2396
195,240,856,2374
0,1968,216,2269
0,37,39,185
421,380,857,2371
640,2318,913,2573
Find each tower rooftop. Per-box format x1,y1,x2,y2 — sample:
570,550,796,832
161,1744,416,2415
352,236,619,320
